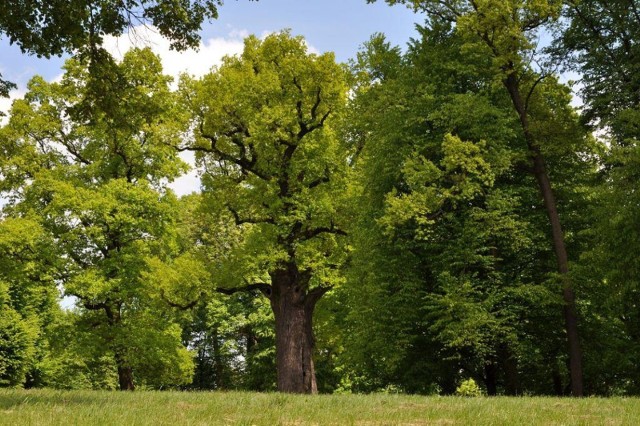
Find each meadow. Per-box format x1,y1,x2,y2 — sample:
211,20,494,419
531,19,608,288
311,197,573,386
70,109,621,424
1,390,638,425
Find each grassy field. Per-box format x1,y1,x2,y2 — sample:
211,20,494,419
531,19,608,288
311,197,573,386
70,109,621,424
0,390,638,425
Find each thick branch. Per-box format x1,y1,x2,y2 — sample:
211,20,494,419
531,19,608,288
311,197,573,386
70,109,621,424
302,222,347,241
307,166,331,189
81,300,109,311
228,206,275,225
216,283,272,299
305,285,334,309
160,288,203,310
177,121,270,181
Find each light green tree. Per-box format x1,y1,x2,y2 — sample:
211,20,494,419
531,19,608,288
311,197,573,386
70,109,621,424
177,32,350,394
0,48,193,390
0,218,57,387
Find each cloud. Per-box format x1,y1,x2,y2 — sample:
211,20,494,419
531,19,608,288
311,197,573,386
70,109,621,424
102,26,251,195
171,152,201,197
0,88,26,125
102,25,246,82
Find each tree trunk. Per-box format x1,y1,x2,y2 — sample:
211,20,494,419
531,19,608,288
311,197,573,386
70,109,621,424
269,266,323,394
552,363,564,396
104,304,135,391
503,73,583,396
115,351,135,391
484,362,498,396
500,344,520,396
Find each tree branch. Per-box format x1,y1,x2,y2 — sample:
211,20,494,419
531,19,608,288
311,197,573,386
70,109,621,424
228,206,275,225
305,285,334,308
302,222,347,240
524,73,548,114
160,288,203,310
307,166,331,189
216,283,272,299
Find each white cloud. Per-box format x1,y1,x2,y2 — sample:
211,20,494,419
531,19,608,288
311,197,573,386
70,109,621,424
102,26,250,195
0,88,26,125
102,25,246,83
171,151,201,197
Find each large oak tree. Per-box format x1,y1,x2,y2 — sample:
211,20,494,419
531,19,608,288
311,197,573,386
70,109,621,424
179,32,350,394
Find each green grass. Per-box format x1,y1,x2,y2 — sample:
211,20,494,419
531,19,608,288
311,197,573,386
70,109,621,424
0,390,638,425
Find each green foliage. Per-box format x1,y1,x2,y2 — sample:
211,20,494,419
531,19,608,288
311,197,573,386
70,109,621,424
0,217,58,388
0,6,638,395
455,378,483,397
180,32,350,283
0,304,38,387
0,0,222,56
1,47,193,390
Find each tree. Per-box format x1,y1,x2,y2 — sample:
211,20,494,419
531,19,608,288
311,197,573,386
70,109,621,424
150,193,277,391
368,0,586,396
178,32,350,394
558,0,640,394
0,0,228,98
342,28,579,395
0,218,58,387
0,48,193,390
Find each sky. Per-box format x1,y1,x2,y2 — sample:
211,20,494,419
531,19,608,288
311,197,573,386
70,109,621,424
0,0,424,196
0,1,423,106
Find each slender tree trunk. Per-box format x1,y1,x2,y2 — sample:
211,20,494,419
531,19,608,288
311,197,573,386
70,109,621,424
269,266,323,394
552,362,564,396
500,344,520,396
484,362,498,396
503,73,583,396
212,330,226,389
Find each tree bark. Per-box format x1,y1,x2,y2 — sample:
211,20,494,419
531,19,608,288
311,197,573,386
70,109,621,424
269,265,323,394
503,73,583,396
500,344,520,396
484,362,498,396
115,351,135,391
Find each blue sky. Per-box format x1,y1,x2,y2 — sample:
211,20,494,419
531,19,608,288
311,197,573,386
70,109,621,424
0,1,423,94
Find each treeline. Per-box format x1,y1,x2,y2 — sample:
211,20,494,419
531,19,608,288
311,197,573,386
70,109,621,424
1,1,639,396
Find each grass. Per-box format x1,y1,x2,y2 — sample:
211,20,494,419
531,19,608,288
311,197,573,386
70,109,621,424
0,390,638,425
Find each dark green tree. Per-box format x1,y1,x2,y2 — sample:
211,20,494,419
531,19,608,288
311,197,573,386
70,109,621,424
0,0,227,97
367,0,590,396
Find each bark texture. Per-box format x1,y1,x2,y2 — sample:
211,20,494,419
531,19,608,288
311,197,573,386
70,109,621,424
269,265,327,394
115,351,135,391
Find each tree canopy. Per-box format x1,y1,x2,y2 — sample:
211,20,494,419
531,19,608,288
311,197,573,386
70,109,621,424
1,2,639,397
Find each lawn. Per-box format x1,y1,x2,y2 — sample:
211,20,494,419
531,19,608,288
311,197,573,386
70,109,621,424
0,390,638,425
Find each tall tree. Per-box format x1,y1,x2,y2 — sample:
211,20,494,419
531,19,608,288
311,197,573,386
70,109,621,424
0,218,58,387
178,32,350,394
368,0,585,396
559,0,640,394
343,28,587,395
0,48,193,390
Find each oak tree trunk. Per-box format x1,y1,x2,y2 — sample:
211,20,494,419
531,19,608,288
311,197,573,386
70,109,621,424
115,351,135,391
503,73,583,396
269,267,321,394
